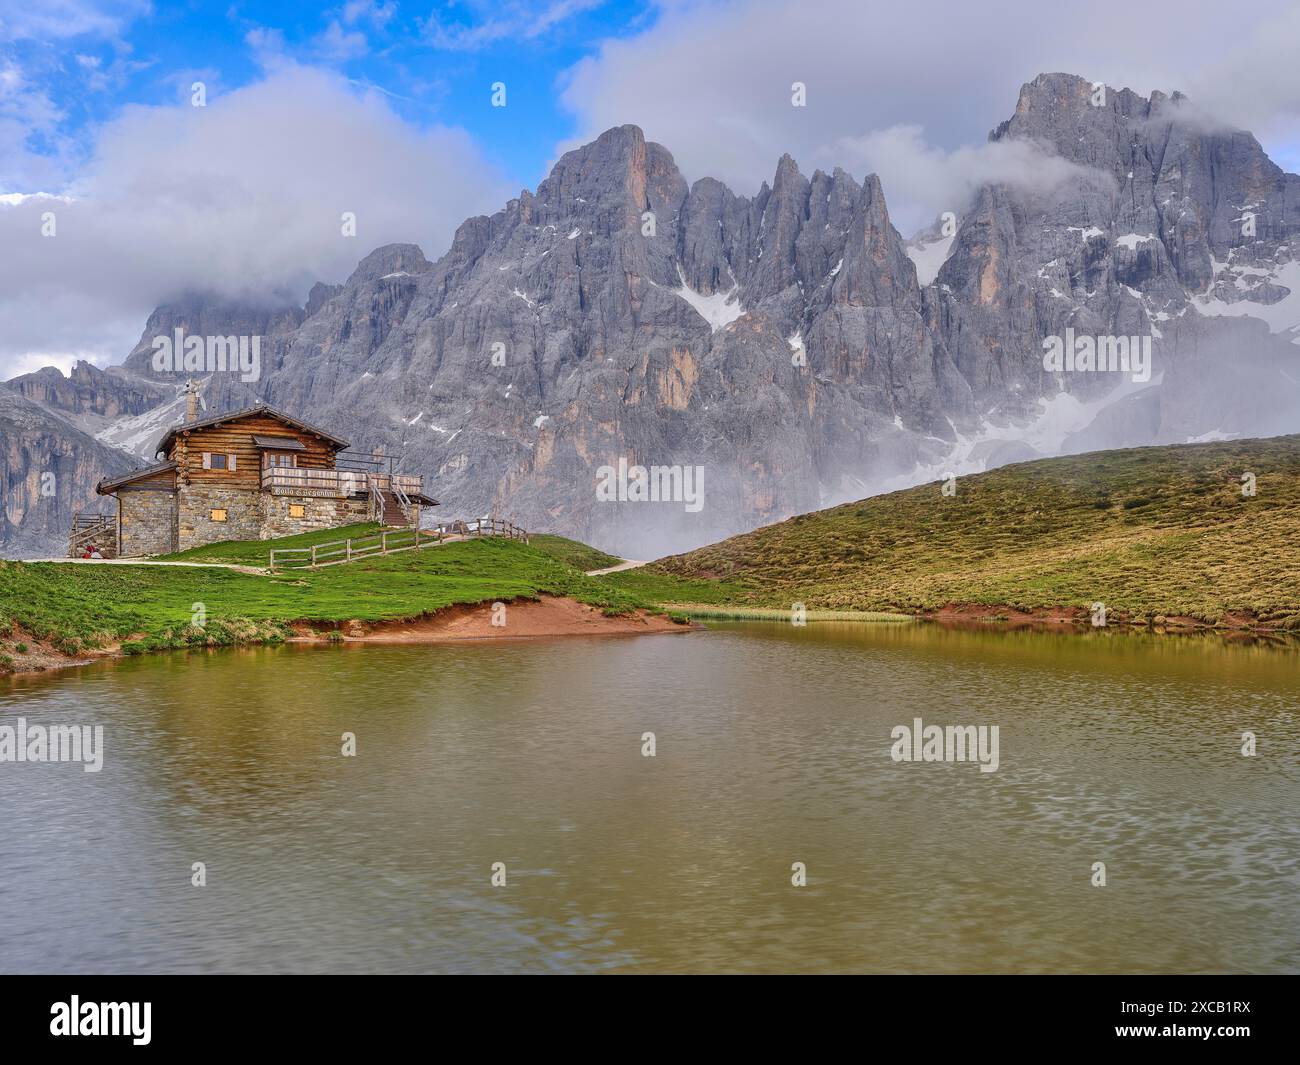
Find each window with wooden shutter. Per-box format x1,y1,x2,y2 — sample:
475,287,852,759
289,503,305,518
210,509,228,522
209,454,227,470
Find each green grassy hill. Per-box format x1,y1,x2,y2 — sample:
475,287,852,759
161,525,623,573
0,533,658,668
523,534,622,572
621,435,1300,629
160,522,386,565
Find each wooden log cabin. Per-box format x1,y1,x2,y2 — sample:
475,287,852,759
91,392,436,557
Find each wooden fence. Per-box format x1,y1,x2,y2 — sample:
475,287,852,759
269,517,529,571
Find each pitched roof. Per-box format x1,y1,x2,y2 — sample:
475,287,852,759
97,460,178,494
154,404,351,456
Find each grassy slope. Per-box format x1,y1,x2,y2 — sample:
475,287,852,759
164,525,625,573
597,566,753,606
0,536,656,656
525,534,622,572
161,523,384,564
619,436,1300,627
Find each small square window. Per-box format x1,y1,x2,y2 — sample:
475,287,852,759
289,503,305,518
210,508,228,522
210,454,227,470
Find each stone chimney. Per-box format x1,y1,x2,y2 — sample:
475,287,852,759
184,379,198,423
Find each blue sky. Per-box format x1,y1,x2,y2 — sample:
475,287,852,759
2,0,1298,377
5,0,653,192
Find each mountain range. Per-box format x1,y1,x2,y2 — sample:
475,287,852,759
4,72,1299,558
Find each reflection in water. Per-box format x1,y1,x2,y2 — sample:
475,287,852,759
1,623,1297,973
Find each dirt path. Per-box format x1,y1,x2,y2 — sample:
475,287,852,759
586,559,649,576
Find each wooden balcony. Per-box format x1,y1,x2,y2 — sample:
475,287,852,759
260,467,423,499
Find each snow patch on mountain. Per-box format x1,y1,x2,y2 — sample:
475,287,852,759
1193,259,1300,342
674,265,743,332
1115,233,1156,250
95,390,187,458
906,233,956,285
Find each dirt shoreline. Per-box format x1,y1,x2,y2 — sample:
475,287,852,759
289,595,691,644
4,596,1294,680
919,602,1291,634
1,596,694,679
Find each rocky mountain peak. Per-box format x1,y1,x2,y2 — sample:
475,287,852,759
344,243,432,286
536,124,687,236
120,292,305,379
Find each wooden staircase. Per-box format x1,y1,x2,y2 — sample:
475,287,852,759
68,514,117,558
375,488,410,527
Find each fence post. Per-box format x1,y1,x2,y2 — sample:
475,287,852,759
311,545,318,569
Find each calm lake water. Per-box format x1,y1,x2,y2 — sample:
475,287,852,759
2,622,1297,974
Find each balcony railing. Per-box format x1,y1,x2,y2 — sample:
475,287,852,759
260,467,423,498
389,473,423,496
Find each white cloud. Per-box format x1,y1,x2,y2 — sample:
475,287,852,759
557,0,1300,233
342,0,397,28
422,0,603,51
1176,6,1300,149
0,57,76,191
0,64,513,378
316,20,370,60
829,126,1112,231
244,26,289,68
0,0,148,41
